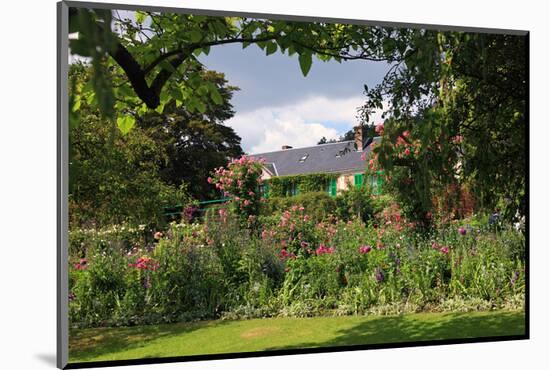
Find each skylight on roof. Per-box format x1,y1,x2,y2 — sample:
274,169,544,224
298,154,309,163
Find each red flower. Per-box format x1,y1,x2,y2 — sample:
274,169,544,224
359,245,372,254
279,249,290,260
316,244,334,256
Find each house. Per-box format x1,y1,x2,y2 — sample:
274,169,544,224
250,126,383,196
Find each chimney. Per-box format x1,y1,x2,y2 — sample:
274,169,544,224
281,145,293,150
354,125,365,151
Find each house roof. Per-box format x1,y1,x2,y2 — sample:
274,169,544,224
250,137,381,177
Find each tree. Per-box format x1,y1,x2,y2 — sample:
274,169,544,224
317,126,377,145
68,64,192,228
359,32,527,223
139,70,244,200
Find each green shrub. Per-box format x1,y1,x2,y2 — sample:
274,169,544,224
262,192,337,222
334,185,376,222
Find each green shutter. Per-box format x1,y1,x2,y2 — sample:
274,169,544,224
328,178,337,196
354,173,364,187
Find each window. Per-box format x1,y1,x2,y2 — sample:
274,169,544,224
298,154,309,163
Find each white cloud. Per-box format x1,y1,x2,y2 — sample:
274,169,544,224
227,95,384,154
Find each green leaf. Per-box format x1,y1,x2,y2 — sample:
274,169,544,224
135,11,147,24
298,52,313,76
116,84,135,98
287,45,296,56
72,97,81,112
189,29,203,43
155,102,165,114
197,85,209,96
210,88,223,105
159,60,177,73
265,42,278,56
116,115,135,135
196,100,207,113
85,92,96,105
171,88,184,102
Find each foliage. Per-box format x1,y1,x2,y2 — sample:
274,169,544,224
266,173,338,197
317,125,377,145
69,223,149,258
359,32,527,222
69,8,407,132
262,192,337,222
69,210,525,328
68,65,193,228
334,184,376,223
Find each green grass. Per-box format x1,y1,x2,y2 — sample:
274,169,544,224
69,310,525,363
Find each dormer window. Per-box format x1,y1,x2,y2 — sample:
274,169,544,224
298,154,309,163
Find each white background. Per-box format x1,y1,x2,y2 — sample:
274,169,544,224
0,0,547,369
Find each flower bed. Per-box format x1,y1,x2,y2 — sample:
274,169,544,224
68,210,525,328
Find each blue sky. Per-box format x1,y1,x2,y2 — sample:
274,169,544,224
199,43,390,153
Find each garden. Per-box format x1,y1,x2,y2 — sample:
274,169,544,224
68,154,525,361
66,8,527,363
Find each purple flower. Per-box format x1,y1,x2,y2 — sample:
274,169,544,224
143,276,151,289
458,227,467,235
510,270,520,286
375,267,385,283
440,246,450,255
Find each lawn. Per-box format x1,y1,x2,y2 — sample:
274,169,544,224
69,310,525,363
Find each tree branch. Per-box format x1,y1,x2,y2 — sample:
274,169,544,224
109,43,161,108
143,35,280,75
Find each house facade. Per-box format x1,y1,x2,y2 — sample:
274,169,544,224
251,126,382,197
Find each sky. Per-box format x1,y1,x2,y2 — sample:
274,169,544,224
199,43,390,154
